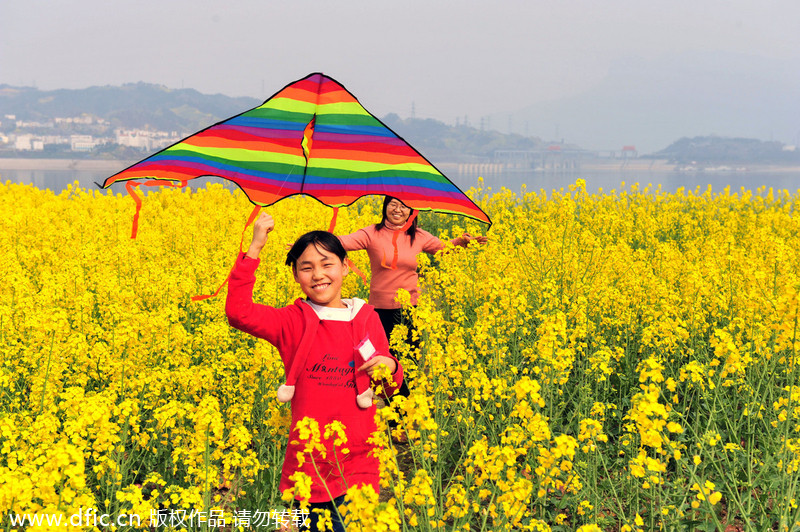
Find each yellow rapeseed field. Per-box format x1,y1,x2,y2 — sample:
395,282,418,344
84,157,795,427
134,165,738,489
1,178,799,531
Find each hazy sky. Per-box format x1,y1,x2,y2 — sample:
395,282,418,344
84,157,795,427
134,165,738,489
2,0,799,149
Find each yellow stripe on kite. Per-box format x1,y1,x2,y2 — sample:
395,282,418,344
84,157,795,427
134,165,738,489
316,101,372,117
259,97,318,115
307,158,442,175
173,145,308,166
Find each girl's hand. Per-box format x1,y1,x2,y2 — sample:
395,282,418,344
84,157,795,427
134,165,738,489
246,213,274,259
457,233,488,247
358,355,397,377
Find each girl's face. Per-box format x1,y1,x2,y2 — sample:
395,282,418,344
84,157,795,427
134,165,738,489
385,199,411,226
292,243,348,308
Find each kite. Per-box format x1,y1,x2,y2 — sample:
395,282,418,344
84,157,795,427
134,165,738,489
100,72,491,298
101,72,491,227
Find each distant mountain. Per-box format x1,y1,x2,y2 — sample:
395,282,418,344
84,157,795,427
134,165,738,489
382,114,547,161
0,83,550,160
654,136,800,165
500,51,800,154
0,83,261,132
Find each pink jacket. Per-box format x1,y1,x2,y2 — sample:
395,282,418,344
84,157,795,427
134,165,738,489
339,225,449,309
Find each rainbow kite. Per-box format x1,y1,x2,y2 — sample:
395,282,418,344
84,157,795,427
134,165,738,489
101,72,491,225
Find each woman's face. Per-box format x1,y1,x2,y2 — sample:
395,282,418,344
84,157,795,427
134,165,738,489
385,198,411,226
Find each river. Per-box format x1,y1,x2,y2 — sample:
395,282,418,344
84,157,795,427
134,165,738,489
2,158,800,197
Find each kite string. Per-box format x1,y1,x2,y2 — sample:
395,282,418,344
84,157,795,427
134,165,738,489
191,205,261,302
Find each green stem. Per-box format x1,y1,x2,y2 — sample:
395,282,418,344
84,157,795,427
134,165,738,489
37,332,55,416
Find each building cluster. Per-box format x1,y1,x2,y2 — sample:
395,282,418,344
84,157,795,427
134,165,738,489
0,114,182,153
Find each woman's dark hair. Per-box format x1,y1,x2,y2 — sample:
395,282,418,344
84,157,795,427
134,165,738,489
285,230,347,268
376,196,417,244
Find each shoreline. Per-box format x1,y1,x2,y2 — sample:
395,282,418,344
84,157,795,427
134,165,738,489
2,157,799,175
0,158,135,171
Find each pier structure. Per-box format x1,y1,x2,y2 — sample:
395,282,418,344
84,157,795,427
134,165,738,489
492,146,591,173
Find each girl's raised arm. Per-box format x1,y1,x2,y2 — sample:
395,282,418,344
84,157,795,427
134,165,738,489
228,211,296,345
246,212,275,259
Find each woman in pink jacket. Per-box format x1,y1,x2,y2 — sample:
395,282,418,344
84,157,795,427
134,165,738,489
338,196,486,407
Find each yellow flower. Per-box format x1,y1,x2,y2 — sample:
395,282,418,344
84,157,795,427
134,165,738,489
6,179,800,531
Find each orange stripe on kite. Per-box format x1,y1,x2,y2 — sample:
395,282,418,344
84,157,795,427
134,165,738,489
317,89,359,105
275,86,323,105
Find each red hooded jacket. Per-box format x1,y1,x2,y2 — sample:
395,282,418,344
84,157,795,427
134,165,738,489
226,252,403,501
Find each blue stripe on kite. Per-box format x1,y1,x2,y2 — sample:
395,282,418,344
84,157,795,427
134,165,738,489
302,182,469,202
312,132,407,145
314,123,397,138
145,155,306,184
302,173,459,193
226,117,308,131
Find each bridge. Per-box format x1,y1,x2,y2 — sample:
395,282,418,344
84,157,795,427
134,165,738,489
450,146,641,178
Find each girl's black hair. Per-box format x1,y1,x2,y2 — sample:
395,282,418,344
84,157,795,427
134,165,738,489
375,196,417,244
285,230,347,268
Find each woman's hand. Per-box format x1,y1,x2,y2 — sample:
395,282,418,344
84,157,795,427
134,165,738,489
246,213,274,259
358,355,397,377
456,233,488,247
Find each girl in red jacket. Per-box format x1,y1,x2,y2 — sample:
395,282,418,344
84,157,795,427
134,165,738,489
226,212,403,532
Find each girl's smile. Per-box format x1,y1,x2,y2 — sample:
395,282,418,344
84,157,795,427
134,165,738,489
292,244,348,308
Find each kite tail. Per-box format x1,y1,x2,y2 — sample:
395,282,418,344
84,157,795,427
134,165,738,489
328,207,339,233
191,205,261,302
328,207,368,285
125,179,187,239
125,181,143,239
346,258,368,285
380,210,418,269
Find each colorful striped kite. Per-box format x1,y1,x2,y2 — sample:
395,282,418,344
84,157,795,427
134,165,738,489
101,72,491,226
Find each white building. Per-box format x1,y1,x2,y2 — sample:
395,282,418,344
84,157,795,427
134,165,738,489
14,134,43,151
70,134,99,151
55,115,96,125
16,120,54,128
115,129,181,150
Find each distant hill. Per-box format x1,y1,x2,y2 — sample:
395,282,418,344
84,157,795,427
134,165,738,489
654,136,800,165
8,83,793,165
0,83,261,132
0,83,549,160
502,51,800,154
382,114,547,161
